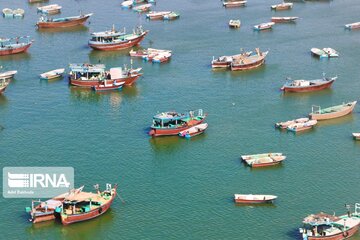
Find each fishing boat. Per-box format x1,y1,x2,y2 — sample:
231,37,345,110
280,75,337,92
271,17,298,23
254,22,275,31
241,152,284,161
229,19,241,28
69,63,142,87
0,36,33,56
300,206,360,240
244,155,286,168
234,194,277,204
352,133,360,140
211,55,233,69
0,70,17,79
29,0,48,3
13,8,25,18
2,8,13,18
163,12,180,20
36,13,92,28
345,22,360,30
129,48,171,58
40,68,65,80
133,4,152,13
223,1,247,8
37,4,62,15
311,48,339,58
88,26,148,51
178,123,208,138
93,80,125,91
146,11,171,20
309,101,357,120
148,109,207,137
25,186,84,223
287,120,317,132
230,48,268,71
58,184,117,225
152,51,172,63
0,78,10,93
271,2,293,10
121,0,133,8
275,117,309,129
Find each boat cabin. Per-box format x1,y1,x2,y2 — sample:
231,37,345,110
69,64,106,81
152,109,205,128
90,28,126,43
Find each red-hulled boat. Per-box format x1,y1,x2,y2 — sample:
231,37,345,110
0,78,10,93
58,184,117,225
69,63,142,87
36,13,92,28
230,48,268,71
0,36,33,56
88,25,148,51
149,109,207,137
234,194,277,204
281,75,337,93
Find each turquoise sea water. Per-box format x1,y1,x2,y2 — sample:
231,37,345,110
1,0,360,239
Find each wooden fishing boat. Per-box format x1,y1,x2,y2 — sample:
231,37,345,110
121,0,133,8
309,101,357,120
271,17,298,23
163,12,180,20
345,22,360,30
40,68,65,80
244,155,286,168
275,117,309,129
254,22,275,31
133,4,152,13
129,48,171,58
25,186,84,223
146,11,171,20
36,13,92,28
0,78,10,93
311,48,339,58
0,36,33,56
280,75,337,92
241,152,283,161
230,48,268,71
69,63,142,87
212,55,233,69
37,4,62,15
152,51,172,63
93,80,125,91
229,19,241,28
89,26,148,51
234,194,277,204
287,120,317,132
13,8,25,18
178,123,208,138
300,209,360,240
58,184,117,225
271,2,293,10
0,70,17,79
352,133,360,140
223,1,247,8
148,109,207,137
2,8,13,18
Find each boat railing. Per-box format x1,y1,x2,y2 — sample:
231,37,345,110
312,105,321,114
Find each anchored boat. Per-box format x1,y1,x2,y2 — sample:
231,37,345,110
275,118,309,129
0,36,33,56
287,120,317,132
345,22,360,30
40,68,65,80
311,48,339,58
0,70,17,79
254,22,275,31
0,78,10,93
229,19,241,28
178,123,208,138
230,48,268,71
280,75,337,92
309,101,357,120
223,1,247,8
36,13,92,28
37,4,62,15
93,80,125,91
271,2,293,10
271,17,298,23
234,194,277,204
352,133,360,140
146,11,171,20
241,153,286,167
2,8,14,18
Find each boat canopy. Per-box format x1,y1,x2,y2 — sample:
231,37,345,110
69,64,105,73
91,29,126,38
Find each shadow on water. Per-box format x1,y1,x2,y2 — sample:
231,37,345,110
69,87,102,103
286,228,302,240
233,201,278,208
0,52,31,61
280,88,334,100
0,94,8,106
36,25,89,34
122,85,139,99
317,114,355,127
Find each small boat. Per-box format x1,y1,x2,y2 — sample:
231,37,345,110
230,48,268,71
0,78,10,93
223,1,247,8
29,0,48,2
37,4,62,15
229,19,241,28
352,133,360,140
0,70,17,79
244,155,286,168
129,48,171,58
178,123,208,138
163,12,180,20
148,109,207,137
13,8,25,18
2,8,13,18
300,207,360,240
152,51,172,63
309,101,357,120
58,184,117,225
36,13,92,28
345,22,360,30
280,75,337,93
121,0,133,8
93,80,125,91
133,4,152,13
234,194,277,204
271,17,298,23
40,68,65,80
88,25,148,51
275,117,309,129
311,48,339,58
211,55,233,69
287,119,317,132
0,36,33,56
241,152,283,161
146,11,171,20
254,22,275,31
271,2,293,10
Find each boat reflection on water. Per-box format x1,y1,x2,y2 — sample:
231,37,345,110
69,87,102,103
316,113,354,127
36,25,89,34
0,52,31,61
88,48,132,63
0,94,8,106
122,85,139,99
281,88,333,99
149,135,183,153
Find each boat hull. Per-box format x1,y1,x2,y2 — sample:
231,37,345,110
89,32,148,51
234,198,275,204
70,74,141,87
310,102,356,120
307,224,359,240
0,86,8,93
282,80,335,92
149,118,206,137
231,59,265,71
32,211,56,223
37,15,90,28
250,161,281,168
0,43,32,56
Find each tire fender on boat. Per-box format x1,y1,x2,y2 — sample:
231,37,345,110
99,207,103,214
